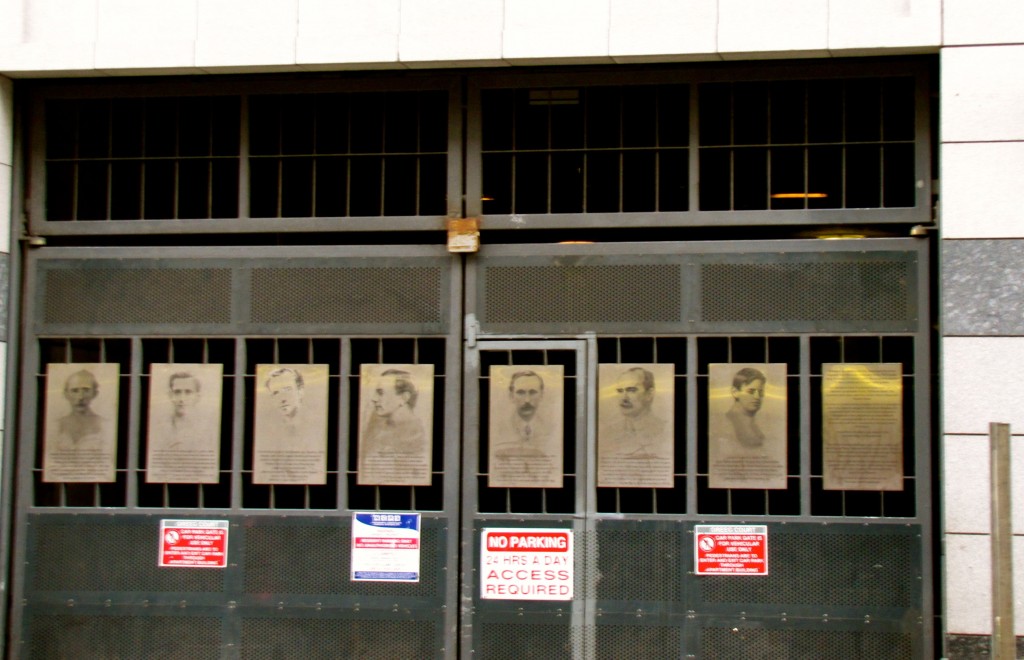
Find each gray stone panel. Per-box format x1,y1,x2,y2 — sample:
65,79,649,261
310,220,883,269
943,239,1024,335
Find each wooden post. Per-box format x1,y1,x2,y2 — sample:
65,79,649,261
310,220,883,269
991,422,1015,659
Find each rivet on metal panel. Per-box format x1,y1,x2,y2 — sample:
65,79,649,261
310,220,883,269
65,599,74,608
104,599,111,608
277,602,284,610
228,601,236,609
178,600,187,609
315,602,322,611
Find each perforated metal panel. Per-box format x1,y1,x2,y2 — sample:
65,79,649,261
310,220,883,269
593,528,684,602
700,261,911,323
27,516,225,594
240,617,439,659
470,241,920,334
477,622,578,660
251,266,443,325
593,625,682,660
24,613,222,660
700,627,914,660
42,266,233,326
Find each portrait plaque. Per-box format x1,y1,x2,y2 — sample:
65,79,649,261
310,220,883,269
254,364,330,485
822,363,903,491
43,363,120,483
357,364,434,486
488,365,564,489
597,363,674,488
708,363,787,489
146,363,223,484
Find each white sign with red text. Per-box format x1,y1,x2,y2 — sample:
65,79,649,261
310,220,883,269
481,528,573,600
695,525,768,575
351,512,421,582
159,519,229,568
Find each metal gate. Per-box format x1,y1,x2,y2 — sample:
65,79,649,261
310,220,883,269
10,237,931,658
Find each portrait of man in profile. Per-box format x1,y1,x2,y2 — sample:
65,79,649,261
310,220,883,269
358,364,434,486
597,363,674,488
43,362,120,483
146,363,223,484
488,364,564,489
254,364,329,485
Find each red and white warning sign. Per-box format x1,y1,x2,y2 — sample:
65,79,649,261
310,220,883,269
159,519,229,568
695,525,768,575
480,529,573,600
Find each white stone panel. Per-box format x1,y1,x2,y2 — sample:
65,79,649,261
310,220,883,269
0,42,99,77
941,142,1024,239
945,533,991,634
297,0,402,70
944,435,991,535
942,45,1024,143
608,0,719,63
399,0,505,68
717,0,829,60
503,0,612,65
22,0,98,45
943,338,1024,435
196,0,299,70
944,0,1024,47
95,0,197,73
828,0,940,54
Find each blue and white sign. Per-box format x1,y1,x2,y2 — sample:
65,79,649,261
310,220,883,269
351,512,421,582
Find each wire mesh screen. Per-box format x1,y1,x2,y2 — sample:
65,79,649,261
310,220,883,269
700,627,914,660
477,621,579,660
239,617,440,660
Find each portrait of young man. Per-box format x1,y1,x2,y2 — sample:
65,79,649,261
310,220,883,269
43,362,120,483
357,363,434,486
707,363,788,489
146,363,223,484
253,364,330,485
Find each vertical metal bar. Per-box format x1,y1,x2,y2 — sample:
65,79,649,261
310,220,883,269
686,335,698,514
799,335,812,516
106,101,113,220
337,337,352,512
689,84,700,213
991,422,1015,659
125,337,142,509
231,339,246,512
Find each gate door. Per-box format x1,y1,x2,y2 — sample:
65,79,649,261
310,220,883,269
461,340,593,658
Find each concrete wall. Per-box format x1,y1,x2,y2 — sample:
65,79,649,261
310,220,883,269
3,0,1024,654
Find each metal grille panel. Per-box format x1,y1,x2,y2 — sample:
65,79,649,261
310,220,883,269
699,530,916,608
25,614,221,660
28,518,224,593
240,617,439,660
43,267,233,325
594,625,682,660
483,264,681,324
251,266,443,325
700,261,911,323
700,627,914,660
243,523,442,597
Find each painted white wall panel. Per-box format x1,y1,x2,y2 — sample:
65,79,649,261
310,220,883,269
503,0,612,64
944,435,992,534
945,0,1024,46
941,142,1024,239
97,0,198,44
608,0,719,62
399,0,505,67
942,45,1024,143
22,0,97,45
297,0,401,69
828,0,940,53
717,0,829,59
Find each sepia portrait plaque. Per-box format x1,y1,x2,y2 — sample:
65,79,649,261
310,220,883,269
146,363,223,484
357,364,434,486
708,363,788,489
822,363,904,491
597,363,674,488
254,364,330,485
43,363,120,483
488,365,564,489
